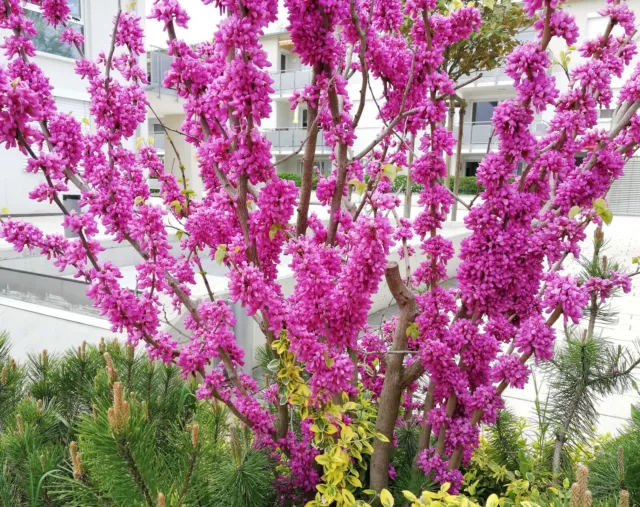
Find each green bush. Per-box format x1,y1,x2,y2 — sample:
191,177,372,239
391,175,483,195
0,335,276,507
452,176,484,195
588,407,640,502
390,175,424,194
279,172,483,196
277,172,319,190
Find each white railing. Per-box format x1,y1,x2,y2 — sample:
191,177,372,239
262,127,333,154
147,47,177,97
454,121,549,151
270,68,312,95
460,67,512,88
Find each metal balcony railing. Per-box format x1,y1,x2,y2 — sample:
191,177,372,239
263,128,332,154
147,47,177,97
454,121,548,151
270,68,312,95
461,67,512,88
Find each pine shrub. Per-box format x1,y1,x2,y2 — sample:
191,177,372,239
0,335,276,507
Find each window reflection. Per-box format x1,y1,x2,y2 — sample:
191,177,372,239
24,9,84,60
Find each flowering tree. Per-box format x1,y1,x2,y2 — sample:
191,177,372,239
0,0,639,504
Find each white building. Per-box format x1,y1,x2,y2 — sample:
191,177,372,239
0,0,148,216
456,0,640,216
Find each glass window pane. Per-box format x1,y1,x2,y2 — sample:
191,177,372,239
67,0,81,19
24,10,83,59
27,1,81,18
472,101,498,123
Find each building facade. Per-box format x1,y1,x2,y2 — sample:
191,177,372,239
456,0,639,215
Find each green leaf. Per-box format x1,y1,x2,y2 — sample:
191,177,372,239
325,356,334,368
599,208,613,225
568,206,580,219
406,322,419,339
382,164,400,183
380,489,394,507
82,117,91,126
1,207,9,215
170,200,182,213
214,244,227,265
563,478,570,489
402,491,418,502
269,224,281,241
632,257,639,264
175,230,183,241
593,198,607,210
267,359,281,372
134,196,144,206
631,404,640,426
348,178,367,195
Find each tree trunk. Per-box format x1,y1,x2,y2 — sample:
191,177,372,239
552,389,582,477
295,66,320,237
369,263,417,492
445,98,455,183
403,135,416,220
450,105,466,222
552,432,566,477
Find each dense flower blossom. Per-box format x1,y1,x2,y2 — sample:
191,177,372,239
542,272,589,324
0,0,637,498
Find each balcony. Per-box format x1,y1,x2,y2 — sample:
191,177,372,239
455,121,548,152
147,47,177,96
270,69,312,96
263,128,332,154
461,67,512,88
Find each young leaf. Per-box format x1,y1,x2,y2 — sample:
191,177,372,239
382,164,400,183
568,206,581,219
593,198,607,210
215,244,228,265
599,208,613,225
269,224,281,240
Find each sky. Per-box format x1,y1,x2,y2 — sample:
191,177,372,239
144,0,289,49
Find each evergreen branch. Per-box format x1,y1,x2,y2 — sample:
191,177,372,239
115,439,154,506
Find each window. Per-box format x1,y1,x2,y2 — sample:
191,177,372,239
586,14,624,39
471,102,497,123
280,53,287,73
599,108,615,119
24,1,84,60
465,161,479,177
